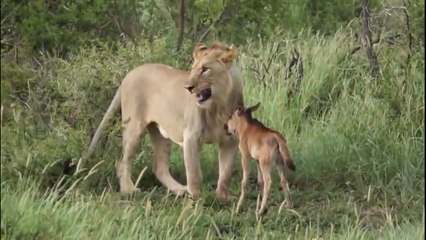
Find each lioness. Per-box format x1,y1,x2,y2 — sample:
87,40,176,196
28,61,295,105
86,42,244,201
224,103,295,215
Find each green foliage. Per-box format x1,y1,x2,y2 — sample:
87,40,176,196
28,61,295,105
0,0,176,56
3,0,423,56
408,0,425,43
1,28,424,237
164,0,383,45
1,0,424,237
1,0,113,55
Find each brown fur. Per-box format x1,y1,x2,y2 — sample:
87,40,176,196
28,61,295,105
85,42,244,201
225,102,295,215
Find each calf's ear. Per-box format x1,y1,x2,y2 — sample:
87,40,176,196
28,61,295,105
247,102,261,113
236,106,244,116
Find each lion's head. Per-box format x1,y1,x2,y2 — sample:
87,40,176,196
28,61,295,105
186,42,241,109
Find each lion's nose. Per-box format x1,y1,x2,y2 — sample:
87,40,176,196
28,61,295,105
224,124,232,136
185,85,194,93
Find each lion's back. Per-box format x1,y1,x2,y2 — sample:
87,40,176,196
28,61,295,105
120,63,188,93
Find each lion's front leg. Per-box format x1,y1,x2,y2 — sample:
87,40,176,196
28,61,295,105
216,136,238,202
183,130,203,199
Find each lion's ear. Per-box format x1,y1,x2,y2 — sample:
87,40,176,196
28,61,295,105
221,45,237,64
193,43,208,59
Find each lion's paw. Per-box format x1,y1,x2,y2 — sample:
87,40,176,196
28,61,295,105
170,186,187,197
120,186,140,195
187,188,201,200
215,188,231,203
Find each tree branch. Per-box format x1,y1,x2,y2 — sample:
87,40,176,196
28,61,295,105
402,0,412,67
350,31,381,55
285,48,303,81
106,9,138,46
198,0,233,43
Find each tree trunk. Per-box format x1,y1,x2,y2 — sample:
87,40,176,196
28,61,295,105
361,0,380,78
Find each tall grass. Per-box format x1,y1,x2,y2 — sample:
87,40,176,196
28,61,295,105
1,29,424,239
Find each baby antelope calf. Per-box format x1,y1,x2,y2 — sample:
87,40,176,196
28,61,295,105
225,103,296,216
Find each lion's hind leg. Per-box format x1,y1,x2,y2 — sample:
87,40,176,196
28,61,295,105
148,124,187,196
116,119,146,194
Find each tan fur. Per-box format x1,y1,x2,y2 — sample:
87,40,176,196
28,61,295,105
86,42,244,200
225,103,296,215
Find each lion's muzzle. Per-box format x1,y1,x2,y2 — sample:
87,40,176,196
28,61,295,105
224,124,232,136
185,85,194,93
195,88,212,103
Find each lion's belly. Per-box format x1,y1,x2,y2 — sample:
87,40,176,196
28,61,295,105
143,80,187,146
157,124,184,147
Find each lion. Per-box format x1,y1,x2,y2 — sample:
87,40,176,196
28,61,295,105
85,42,244,201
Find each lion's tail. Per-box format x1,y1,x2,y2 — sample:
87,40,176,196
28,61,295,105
85,88,121,158
274,133,296,172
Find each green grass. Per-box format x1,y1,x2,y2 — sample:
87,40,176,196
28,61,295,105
1,179,424,239
1,30,424,239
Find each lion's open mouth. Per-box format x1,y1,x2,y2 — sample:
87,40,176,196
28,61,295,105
196,88,212,103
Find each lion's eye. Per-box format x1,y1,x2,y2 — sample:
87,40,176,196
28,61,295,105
201,66,208,73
